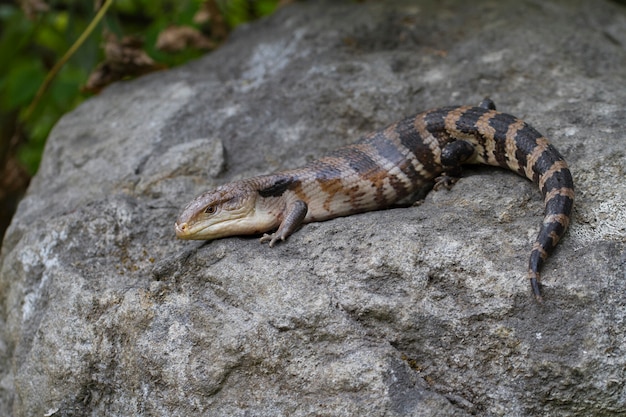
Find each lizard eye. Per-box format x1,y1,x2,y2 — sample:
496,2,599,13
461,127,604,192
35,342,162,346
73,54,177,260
204,205,216,215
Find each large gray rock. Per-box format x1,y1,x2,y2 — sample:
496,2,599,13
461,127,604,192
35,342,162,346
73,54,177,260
2,0,625,415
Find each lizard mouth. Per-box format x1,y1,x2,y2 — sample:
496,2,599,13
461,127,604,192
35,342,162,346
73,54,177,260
174,220,228,240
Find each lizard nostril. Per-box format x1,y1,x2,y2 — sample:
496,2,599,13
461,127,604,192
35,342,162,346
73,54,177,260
175,222,188,236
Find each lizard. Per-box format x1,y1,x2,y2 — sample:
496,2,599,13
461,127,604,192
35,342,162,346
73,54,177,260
175,99,574,302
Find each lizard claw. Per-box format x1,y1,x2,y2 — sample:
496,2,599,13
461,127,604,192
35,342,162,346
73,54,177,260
433,175,459,191
260,233,283,247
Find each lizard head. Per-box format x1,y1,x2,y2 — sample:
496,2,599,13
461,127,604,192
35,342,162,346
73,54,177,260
175,180,277,241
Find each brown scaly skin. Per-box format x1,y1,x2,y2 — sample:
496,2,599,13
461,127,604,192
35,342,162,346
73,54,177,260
175,99,574,302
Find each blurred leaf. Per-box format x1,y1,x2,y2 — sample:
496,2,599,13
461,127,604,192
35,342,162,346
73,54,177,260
0,59,46,110
256,0,281,16
1,0,283,176
51,66,89,108
217,0,281,28
18,108,59,173
219,0,250,28
113,0,141,15
35,15,69,54
0,6,34,63
17,142,43,174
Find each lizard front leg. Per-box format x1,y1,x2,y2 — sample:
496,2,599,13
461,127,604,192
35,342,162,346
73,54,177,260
260,200,308,247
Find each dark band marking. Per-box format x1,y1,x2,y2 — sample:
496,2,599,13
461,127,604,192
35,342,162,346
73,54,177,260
309,158,352,209
543,213,571,231
534,147,565,175
352,140,412,203
258,176,297,198
531,242,549,260
514,125,545,180
544,187,575,205
368,131,417,194
536,221,568,250
310,158,344,181
455,106,491,136
424,107,457,145
390,117,441,175
342,146,381,175
487,113,519,168
539,162,573,196
369,130,411,167
487,112,519,136
544,192,574,219
395,117,425,152
329,146,392,205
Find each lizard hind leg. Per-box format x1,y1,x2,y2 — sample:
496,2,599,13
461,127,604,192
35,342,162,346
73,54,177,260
479,97,497,110
434,140,476,191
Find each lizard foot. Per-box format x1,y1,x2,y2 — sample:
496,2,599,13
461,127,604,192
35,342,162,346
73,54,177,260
260,233,284,248
433,175,460,191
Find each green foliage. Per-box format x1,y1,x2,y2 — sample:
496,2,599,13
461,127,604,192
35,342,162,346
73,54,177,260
0,0,281,175
0,2,98,173
219,0,280,27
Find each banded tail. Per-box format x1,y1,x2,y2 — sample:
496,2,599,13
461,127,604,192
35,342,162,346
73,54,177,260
431,100,574,301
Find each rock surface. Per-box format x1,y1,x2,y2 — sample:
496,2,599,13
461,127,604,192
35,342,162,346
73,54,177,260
2,0,626,416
